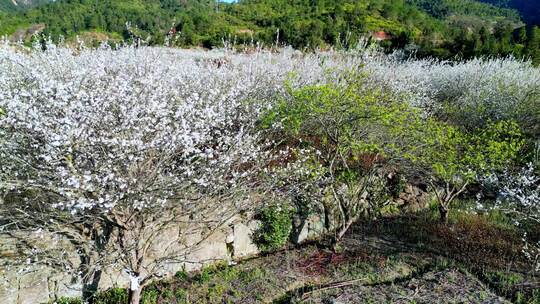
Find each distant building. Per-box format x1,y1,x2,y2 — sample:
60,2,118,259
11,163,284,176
372,31,391,41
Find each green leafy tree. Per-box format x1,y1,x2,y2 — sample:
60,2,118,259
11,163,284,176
265,73,425,241
409,120,524,222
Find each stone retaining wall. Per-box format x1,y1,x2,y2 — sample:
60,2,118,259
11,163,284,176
0,217,260,304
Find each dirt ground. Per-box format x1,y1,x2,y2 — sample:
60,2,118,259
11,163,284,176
299,268,509,304
148,213,539,304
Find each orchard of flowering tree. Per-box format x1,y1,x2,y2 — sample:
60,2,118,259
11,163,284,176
0,40,539,303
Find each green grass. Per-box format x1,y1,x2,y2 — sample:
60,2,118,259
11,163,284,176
48,298,82,304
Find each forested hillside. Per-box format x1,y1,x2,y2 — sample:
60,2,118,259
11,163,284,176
0,0,539,61
0,1,539,304
479,0,540,25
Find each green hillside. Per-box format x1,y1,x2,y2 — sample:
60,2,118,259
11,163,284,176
478,0,540,25
0,0,538,61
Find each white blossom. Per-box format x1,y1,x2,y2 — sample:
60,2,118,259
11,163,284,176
481,164,540,270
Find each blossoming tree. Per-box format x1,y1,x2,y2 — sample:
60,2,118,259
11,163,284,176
482,164,540,270
0,43,271,304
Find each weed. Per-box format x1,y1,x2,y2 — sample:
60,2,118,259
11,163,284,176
380,203,400,215
141,285,159,304
479,290,488,301
193,262,227,283
93,288,128,304
175,289,188,303
238,268,265,283
161,289,174,301
49,297,82,304
175,268,189,281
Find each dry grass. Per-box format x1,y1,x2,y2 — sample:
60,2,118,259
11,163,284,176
358,210,527,270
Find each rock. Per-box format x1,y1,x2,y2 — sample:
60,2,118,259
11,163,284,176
0,212,266,302
392,184,430,212
292,214,326,244
0,278,18,304
232,221,259,259
225,230,235,244
406,184,417,195
0,237,19,259
96,267,130,291
184,229,229,269
17,272,50,304
51,276,83,300
395,198,406,206
292,221,309,245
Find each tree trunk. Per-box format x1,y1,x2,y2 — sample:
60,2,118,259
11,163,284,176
439,205,449,224
82,223,113,301
336,217,355,242
128,288,142,304
82,269,102,301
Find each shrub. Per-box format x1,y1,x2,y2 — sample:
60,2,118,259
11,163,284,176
253,204,293,251
50,298,82,304
405,119,524,223
93,288,128,304
140,286,159,304
1,40,538,303
0,42,289,303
